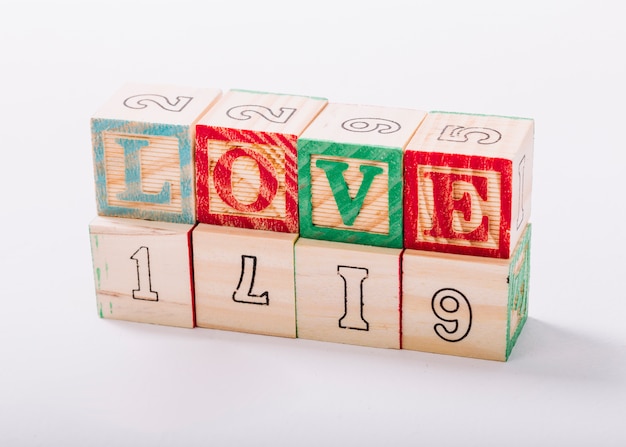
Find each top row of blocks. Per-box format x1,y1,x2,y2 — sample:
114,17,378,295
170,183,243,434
91,83,533,258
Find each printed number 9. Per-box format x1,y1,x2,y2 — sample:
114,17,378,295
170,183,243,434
431,288,472,342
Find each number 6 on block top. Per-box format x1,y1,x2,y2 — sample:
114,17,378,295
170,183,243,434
195,90,328,233
91,83,222,224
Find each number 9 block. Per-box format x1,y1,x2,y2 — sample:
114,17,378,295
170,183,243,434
402,223,531,361
404,112,534,258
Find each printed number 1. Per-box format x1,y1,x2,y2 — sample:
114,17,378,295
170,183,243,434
130,246,158,301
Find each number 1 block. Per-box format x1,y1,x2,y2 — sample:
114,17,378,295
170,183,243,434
89,216,195,328
402,223,531,361
195,90,328,233
91,83,222,224
404,112,534,258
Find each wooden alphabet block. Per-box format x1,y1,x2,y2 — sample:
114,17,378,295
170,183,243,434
195,90,328,233
91,83,222,224
89,216,195,328
404,112,533,258
192,223,299,338
402,223,531,361
298,103,427,248
295,238,402,349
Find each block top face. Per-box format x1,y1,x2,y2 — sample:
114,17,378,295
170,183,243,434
197,89,328,136
300,103,427,148
406,112,534,158
92,83,222,126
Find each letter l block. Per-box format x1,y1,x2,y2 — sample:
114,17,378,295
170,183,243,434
91,83,222,224
192,223,299,338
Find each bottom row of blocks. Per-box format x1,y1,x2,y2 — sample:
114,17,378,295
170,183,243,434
89,217,531,361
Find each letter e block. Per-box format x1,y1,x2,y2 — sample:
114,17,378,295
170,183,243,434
299,103,427,248
89,216,195,328
91,83,222,224
195,90,328,233
295,238,402,349
402,223,531,361
193,223,299,338
404,112,534,258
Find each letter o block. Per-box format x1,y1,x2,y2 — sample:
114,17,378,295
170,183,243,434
195,90,328,233
404,112,534,258
91,83,222,224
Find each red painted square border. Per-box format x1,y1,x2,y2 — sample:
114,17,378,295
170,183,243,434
196,125,299,233
403,151,512,258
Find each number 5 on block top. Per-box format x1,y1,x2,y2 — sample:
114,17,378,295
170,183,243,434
404,112,534,258
195,90,328,233
91,83,222,224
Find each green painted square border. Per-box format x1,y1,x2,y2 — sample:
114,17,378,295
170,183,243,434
505,223,532,359
298,139,403,248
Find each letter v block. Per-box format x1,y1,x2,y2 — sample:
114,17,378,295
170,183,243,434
192,224,299,337
404,112,534,258
295,238,402,349
89,216,196,328
402,223,531,361
299,103,427,248
91,83,222,223
195,90,328,233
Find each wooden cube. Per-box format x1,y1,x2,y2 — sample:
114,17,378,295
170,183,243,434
89,216,195,328
91,83,222,224
402,223,531,361
404,112,534,258
298,103,426,248
192,223,299,338
295,238,402,349
195,90,327,233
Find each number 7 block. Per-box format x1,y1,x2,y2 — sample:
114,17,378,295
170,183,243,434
404,112,534,258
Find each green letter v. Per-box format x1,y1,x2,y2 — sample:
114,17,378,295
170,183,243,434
315,159,384,226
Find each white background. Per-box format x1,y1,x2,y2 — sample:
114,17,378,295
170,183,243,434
1,0,625,445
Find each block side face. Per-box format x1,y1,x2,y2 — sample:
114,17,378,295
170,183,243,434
300,102,427,148
298,139,403,248
196,127,298,232
407,112,534,159
192,224,298,338
91,119,196,224
405,151,512,258
401,249,510,361
92,83,222,126
506,224,532,358
509,124,534,250
89,218,194,328
295,238,402,349
197,90,328,136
